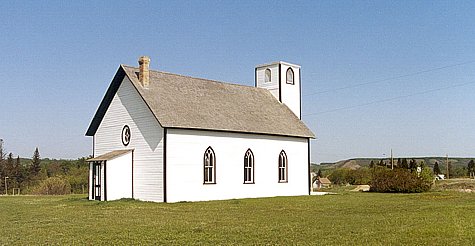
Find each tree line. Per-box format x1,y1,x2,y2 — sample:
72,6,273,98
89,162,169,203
0,140,89,195
370,158,475,178
431,160,475,178
318,159,434,192
314,157,475,191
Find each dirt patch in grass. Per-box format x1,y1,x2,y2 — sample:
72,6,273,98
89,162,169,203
433,179,475,192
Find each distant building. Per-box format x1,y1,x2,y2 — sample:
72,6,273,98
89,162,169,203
86,56,315,202
310,172,317,190
314,177,332,189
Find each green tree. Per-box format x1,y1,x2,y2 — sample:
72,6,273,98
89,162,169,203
316,169,322,178
5,153,21,188
370,167,432,193
3,153,14,192
5,153,14,177
351,167,372,185
0,139,6,191
67,164,89,194
14,156,26,188
60,160,70,174
328,169,350,185
400,158,408,169
409,159,417,173
446,161,453,178
30,147,42,178
369,160,375,169
451,166,466,178
433,161,441,175
419,160,426,168
467,160,475,178
0,139,5,161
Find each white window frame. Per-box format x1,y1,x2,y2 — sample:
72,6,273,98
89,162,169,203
278,150,288,183
204,147,216,184
265,68,272,82
244,149,254,184
286,67,294,85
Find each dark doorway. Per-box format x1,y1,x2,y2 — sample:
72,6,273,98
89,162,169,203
92,162,102,200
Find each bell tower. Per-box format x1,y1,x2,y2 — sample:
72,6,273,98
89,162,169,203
255,61,301,119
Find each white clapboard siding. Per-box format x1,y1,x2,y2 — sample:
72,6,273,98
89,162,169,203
279,63,301,119
256,64,280,99
88,162,93,200
106,151,133,201
256,62,301,119
94,77,164,202
166,128,309,203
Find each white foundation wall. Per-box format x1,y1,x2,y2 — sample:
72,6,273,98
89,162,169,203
106,152,133,201
166,129,309,203
94,77,164,202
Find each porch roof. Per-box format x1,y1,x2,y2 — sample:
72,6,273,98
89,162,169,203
87,149,133,162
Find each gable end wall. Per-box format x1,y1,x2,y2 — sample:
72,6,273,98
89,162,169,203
94,77,164,202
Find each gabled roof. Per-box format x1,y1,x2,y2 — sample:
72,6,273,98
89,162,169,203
86,65,315,138
318,177,332,184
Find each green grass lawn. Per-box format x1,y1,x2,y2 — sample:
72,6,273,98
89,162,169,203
1,192,474,245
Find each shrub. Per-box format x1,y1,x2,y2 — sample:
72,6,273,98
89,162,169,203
351,168,372,185
32,177,71,195
370,167,433,193
328,169,350,185
328,168,372,185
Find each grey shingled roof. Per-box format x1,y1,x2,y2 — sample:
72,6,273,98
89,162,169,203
318,177,332,184
87,149,133,161
86,65,314,138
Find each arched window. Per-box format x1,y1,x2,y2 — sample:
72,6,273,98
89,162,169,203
265,68,272,82
278,150,288,182
204,147,216,184
286,68,294,84
244,149,254,184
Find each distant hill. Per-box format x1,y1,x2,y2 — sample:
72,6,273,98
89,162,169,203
313,157,474,171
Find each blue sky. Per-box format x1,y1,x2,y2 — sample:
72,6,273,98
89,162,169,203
0,1,474,163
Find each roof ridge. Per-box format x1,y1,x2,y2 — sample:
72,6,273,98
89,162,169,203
88,64,315,138
121,64,265,92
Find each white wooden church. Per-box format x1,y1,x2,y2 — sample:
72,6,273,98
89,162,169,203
86,56,315,202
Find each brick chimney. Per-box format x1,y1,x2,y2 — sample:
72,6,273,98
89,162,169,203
138,56,150,88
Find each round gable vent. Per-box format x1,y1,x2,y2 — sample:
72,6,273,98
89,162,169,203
121,125,131,146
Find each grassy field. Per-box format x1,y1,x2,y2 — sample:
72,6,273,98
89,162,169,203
0,191,474,245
